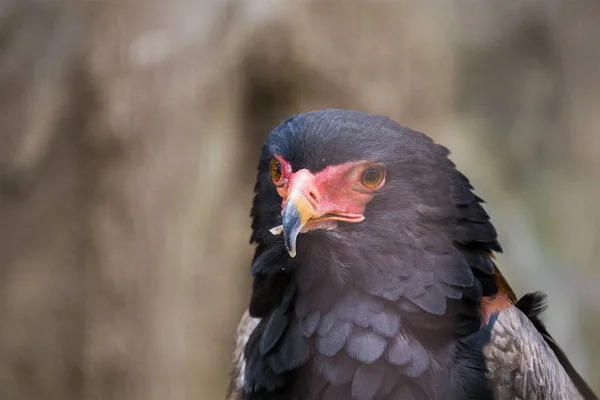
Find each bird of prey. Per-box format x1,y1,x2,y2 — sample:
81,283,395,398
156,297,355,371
227,109,597,400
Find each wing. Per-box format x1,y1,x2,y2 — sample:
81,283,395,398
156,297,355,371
481,268,598,400
227,310,260,400
227,270,598,400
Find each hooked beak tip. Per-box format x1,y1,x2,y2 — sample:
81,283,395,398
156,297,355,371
282,197,304,258
287,246,297,258
268,224,295,257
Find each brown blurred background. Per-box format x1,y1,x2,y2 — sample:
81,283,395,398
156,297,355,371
0,1,599,399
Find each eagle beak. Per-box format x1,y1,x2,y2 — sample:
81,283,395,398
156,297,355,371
269,169,366,258
281,190,318,258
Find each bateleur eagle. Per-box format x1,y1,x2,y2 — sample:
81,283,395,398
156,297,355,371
227,109,597,400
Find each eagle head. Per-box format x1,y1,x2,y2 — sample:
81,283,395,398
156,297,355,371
245,109,502,400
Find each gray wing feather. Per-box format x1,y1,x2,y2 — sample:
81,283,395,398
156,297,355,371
485,305,583,400
227,310,260,400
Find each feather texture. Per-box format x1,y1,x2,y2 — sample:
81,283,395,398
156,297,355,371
228,109,596,400
484,304,586,399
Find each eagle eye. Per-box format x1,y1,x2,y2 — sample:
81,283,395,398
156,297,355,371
360,164,386,189
270,157,284,186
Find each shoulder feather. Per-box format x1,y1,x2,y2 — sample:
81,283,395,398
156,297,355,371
485,294,597,400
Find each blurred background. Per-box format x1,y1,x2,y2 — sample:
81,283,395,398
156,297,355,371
0,1,599,399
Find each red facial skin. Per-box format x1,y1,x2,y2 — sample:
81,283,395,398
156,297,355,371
271,154,385,231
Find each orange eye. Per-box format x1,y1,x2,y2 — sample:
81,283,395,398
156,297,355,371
360,164,386,189
270,157,283,185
